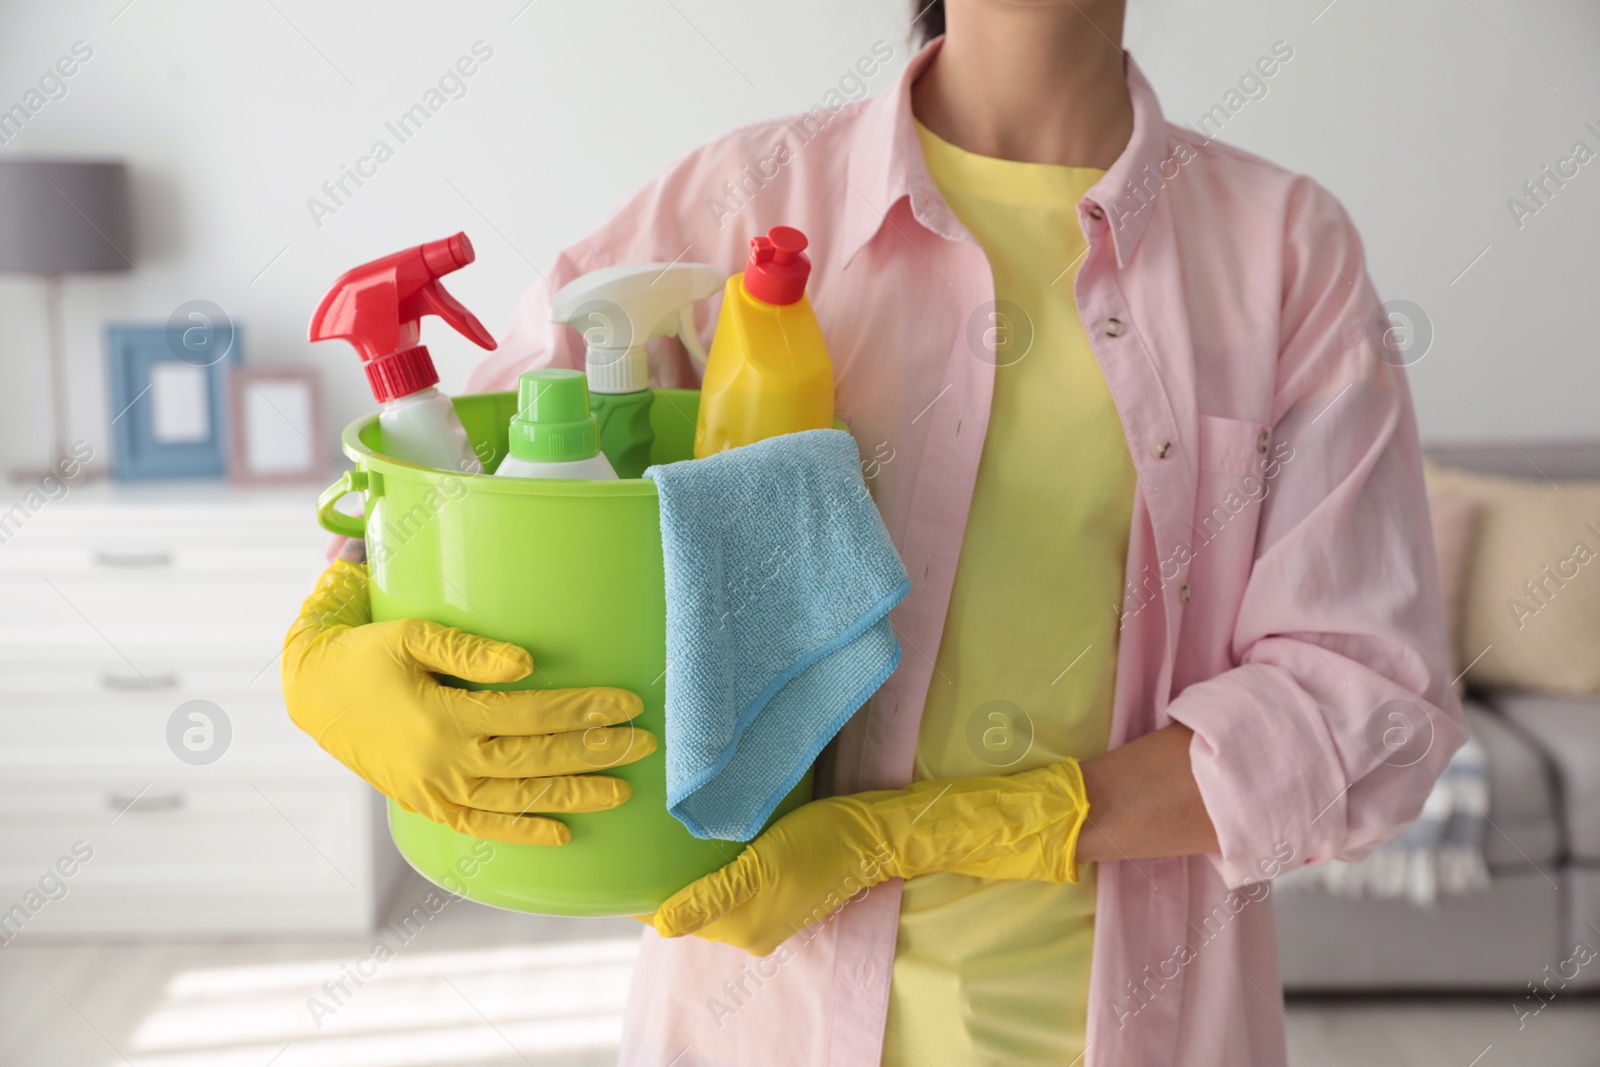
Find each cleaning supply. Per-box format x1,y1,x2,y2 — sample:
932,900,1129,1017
309,231,496,473
313,387,815,916
693,226,833,458
281,559,655,846
494,369,619,480
548,262,723,477
650,758,1091,957
643,428,909,841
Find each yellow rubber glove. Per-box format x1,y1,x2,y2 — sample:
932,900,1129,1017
282,560,655,846
650,760,1088,956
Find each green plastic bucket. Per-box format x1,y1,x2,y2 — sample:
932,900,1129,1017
317,388,813,915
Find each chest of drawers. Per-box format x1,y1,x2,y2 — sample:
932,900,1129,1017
0,482,403,935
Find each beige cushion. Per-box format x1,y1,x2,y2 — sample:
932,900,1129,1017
1425,461,1600,694
1427,491,1481,691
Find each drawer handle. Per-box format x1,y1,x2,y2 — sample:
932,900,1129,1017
101,672,180,692
107,792,184,814
94,549,174,568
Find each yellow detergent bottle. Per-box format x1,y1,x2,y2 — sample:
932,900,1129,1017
694,225,834,457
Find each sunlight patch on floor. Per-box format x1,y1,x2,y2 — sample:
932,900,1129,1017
115,939,640,1067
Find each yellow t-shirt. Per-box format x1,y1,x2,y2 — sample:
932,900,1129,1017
882,123,1136,1067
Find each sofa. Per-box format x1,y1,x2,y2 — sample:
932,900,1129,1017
1276,440,1600,992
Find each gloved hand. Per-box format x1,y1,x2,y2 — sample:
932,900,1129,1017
650,760,1089,955
282,560,655,845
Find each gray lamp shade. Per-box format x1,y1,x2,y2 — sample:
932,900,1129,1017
0,160,131,274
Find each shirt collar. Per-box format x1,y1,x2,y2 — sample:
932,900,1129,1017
841,38,1172,270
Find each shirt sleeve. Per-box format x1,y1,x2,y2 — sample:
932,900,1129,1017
1165,176,1467,888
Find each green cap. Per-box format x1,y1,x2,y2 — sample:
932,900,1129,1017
509,369,600,463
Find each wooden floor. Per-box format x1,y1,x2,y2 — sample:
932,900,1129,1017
2,871,1595,1066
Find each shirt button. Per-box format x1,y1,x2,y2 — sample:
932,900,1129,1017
1151,439,1171,459
1180,583,1191,602
1104,318,1126,337
1256,430,1271,454
1087,204,1105,221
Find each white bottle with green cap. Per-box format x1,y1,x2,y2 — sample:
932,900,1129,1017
493,369,619,480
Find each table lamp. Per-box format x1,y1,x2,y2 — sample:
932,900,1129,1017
0,159,132,481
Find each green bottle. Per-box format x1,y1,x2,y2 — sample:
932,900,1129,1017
590,390,657,479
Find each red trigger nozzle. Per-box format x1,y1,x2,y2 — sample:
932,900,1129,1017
308,230,497,404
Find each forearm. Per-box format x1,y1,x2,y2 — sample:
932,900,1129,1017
652,723,1213,952
1074,723,1218,863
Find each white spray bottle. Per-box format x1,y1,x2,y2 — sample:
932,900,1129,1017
547,262,723,478
309,232,495,473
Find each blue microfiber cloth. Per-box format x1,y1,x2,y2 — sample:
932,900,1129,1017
644,429,910,841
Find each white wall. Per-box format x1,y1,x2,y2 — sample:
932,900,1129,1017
1126,0,1600,447
0,0,1594,474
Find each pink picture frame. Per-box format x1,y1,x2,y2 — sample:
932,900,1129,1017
226,365,331,486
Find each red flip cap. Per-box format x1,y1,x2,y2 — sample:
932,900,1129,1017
742,225,811,306
308,231,498,403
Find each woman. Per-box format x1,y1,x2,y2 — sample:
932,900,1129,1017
284,1,1463,1063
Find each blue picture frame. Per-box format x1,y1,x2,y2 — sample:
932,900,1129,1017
105,322,240,480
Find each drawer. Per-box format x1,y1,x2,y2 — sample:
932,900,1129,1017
0,627,291,673
0,654,347,776
0,779,368,897
0,695,332,773
0,659,287,699
0,504,327,576
0,573,316,663
0,779,388,935
0,571,314,629
0,541,327,578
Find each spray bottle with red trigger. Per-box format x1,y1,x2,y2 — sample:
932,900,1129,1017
309,232,496,472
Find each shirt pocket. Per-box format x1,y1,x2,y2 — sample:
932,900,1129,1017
1196,413,1272,474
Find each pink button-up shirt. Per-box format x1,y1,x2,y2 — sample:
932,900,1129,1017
468,39,1464,1067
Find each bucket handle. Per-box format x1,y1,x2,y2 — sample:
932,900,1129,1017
317,470,368,539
